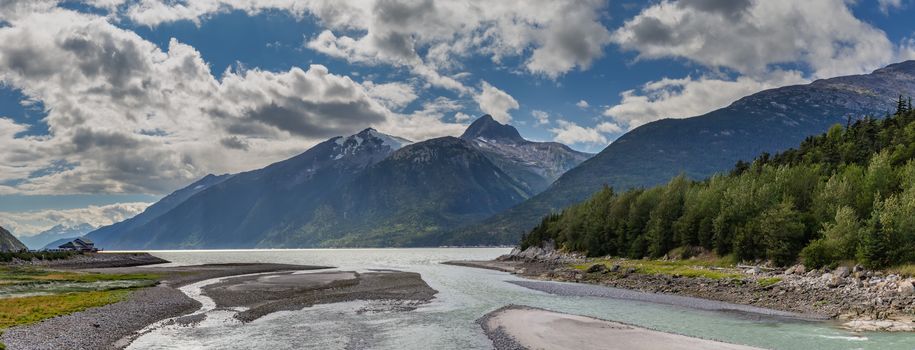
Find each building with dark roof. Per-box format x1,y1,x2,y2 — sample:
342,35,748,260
58,238,97,252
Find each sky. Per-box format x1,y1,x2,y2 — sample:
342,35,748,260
1,0,914,237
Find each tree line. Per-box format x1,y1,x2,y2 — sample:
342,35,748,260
521,96,915,269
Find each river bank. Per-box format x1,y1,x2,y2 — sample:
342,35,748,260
5,252,169,269
0,263,326,350
446,244,915,332
0,259,440,350
13,248,908,349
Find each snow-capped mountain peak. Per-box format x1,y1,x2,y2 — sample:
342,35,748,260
331,128,413,160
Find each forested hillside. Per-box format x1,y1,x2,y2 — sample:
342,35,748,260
464,61,915,245
521,97,915,269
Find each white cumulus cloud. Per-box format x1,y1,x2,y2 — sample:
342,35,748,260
118,0,612,84
613,0,895,78
531,110,550,126
549,120,609,146
0,202,149,237
474,81,519,123
602,0,914,130
603,71,806,129
0,6,467,195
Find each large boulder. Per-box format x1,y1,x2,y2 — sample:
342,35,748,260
898,280,915,297
786,264,806,275
834,266,851,278
823,273,844,288
586,264,606,273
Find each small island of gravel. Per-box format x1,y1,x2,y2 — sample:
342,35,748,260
479,305,762,350
202,270,438,322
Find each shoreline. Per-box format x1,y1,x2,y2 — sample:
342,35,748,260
478,305,763,350
507,279,822,321
1,254,440,350
5,252,169,269
0,263,330,350
446,256,915,332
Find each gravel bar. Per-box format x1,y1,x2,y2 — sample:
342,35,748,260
1,263,329,350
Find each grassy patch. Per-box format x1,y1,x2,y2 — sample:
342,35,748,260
0,266,159,284
574,257,742,280
0,266,160,333
757,277,782,287
886,264,915,277
0,289,130,329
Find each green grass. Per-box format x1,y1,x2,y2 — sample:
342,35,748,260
0,266,159,284
0,266,161,336
757,277,782,287
575,257,743,280
0,289,131,329
887,264,915,277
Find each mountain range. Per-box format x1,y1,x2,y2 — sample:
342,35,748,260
17,223,96,250
87,117,589,249
87,60,915,249
456,60,915,245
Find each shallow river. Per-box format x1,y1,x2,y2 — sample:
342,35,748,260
126,248,914,350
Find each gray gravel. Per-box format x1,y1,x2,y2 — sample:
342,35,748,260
509,280,824,321
10,253,169,269
476,305,529,350
203,270,438,322
1,263,329,350
1,286,199,350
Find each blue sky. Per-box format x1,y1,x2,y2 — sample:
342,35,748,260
0,0,914,235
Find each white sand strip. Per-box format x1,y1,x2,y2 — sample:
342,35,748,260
483,306,763,350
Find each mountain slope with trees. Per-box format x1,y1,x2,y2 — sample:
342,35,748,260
460,61,915,245
521,99,915,268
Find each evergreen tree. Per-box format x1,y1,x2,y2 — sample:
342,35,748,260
521,105,915,267
897,95,908,115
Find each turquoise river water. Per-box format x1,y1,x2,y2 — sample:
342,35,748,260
123,248,914,350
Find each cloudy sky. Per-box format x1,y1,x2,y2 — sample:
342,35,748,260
1,0,914,236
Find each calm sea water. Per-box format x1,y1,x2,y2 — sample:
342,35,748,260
124,248,915,350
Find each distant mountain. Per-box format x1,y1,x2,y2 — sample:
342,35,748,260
94,116,588,249
269,136,532,247
19,223,95,250
0,226,27,252
459,60,915,245
86,173,232,248
460,115,592,193
99,128,411,249
43,237,81,250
